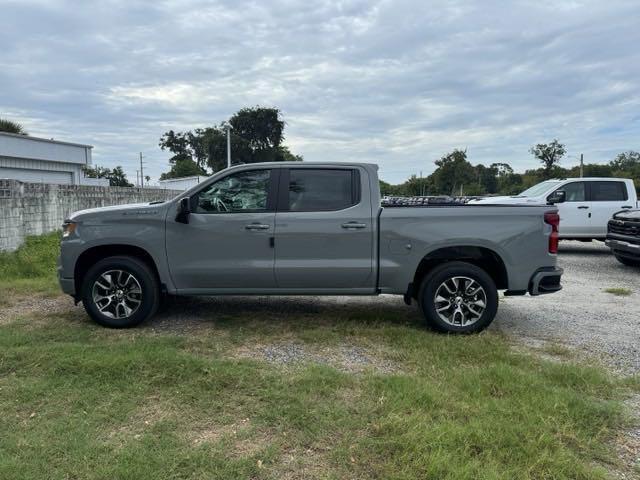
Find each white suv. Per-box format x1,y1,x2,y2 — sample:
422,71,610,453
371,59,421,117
470,178,638,240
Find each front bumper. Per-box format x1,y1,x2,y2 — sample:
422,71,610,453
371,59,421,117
528,267,563,296
57,255,76,296
606,238,640,260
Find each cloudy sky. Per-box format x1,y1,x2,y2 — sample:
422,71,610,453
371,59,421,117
1,0,639,184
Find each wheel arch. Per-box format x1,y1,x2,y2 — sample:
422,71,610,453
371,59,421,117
410,246,508,297
74,244,163,298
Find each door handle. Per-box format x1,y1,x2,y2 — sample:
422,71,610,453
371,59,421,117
245,223,270,230
577,206,589,209
621,206,632,209
341,222,367,229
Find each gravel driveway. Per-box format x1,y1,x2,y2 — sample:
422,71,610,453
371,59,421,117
491,240,639,374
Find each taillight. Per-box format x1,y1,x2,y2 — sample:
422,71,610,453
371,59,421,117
544,212,560,254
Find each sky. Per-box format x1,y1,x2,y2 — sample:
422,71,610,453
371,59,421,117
1,0,639,184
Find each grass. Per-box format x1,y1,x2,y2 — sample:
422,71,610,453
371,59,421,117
0,234,639,479
0,231,61,296
603,287,632,297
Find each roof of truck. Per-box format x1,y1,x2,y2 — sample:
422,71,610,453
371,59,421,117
225,161,378,170
551,177,633,181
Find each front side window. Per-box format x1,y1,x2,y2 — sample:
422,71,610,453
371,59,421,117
194,169,271,213
287,169,358,211
519,180,562,197
554,182,586,202
590,181,627,201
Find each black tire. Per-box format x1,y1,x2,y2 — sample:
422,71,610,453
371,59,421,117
81,256,160,328
614,254,640,267
418,261,498,334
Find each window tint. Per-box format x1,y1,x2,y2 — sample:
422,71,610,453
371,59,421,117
287,169,357,211
195,169,271,213
555,182,585,202
590,181,628,201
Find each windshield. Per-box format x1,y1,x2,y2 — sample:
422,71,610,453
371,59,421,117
517,181,562,197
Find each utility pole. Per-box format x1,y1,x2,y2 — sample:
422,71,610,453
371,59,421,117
579,153,584,178
139,152,145,187
136,170,140,187
224,124,233,168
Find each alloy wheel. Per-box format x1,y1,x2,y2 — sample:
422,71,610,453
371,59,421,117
433,276,487,327
92,269,142,319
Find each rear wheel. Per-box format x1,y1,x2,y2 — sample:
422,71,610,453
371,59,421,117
81,256,160,328
614,254,640,267
418,261,498,333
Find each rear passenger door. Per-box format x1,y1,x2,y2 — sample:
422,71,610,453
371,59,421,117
588,181,631,237
274,167,375,290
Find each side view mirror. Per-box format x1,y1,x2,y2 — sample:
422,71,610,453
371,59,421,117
547,190,566,205
175,197,191,224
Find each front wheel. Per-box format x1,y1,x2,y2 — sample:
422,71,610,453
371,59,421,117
418,261,498,333
81,256,160,328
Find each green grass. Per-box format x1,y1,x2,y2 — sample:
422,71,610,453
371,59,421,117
0,234,638,479
0,231,61,296
603,287,632,297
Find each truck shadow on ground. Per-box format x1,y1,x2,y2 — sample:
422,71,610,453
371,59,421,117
558,242,611,256
149,295,424,332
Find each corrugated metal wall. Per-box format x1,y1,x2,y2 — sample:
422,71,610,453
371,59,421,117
0,167,74,184
0,133,91,165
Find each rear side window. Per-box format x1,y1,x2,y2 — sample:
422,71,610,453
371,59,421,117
590,181,628,201
286,169,359,211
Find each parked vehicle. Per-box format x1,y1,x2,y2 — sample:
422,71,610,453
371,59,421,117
606,209,640,266
470,178,638,240
58,162,563,333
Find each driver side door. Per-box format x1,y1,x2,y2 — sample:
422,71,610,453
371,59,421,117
165,168,278,291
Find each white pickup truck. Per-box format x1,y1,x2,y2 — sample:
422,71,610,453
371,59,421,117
470,177,638,240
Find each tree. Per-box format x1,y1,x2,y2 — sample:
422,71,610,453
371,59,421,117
159,157,207,180
274,146,303,162
610,151,640,194
230,107,284,151
0,118,27,135
610,151,640,171
491,163,514,177
158,106,300,179
430,149,477,195
82,165,133,187
475,164,498,194
529,139,566,178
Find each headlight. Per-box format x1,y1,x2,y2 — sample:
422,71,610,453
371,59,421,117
62,221,77,238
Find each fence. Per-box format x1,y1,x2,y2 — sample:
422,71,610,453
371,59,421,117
0,179,181,251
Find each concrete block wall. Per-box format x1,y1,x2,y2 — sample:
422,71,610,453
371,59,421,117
0,180,181,251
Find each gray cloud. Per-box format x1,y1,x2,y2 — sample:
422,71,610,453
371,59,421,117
1,0,639,183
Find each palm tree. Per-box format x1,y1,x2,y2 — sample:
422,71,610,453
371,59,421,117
0,118,27,135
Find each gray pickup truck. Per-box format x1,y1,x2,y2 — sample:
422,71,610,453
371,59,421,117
58,162,563,333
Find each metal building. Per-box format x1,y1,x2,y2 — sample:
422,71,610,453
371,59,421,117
158,175,209,191
0,131,100,185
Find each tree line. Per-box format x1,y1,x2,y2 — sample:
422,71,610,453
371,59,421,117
380,142,640,197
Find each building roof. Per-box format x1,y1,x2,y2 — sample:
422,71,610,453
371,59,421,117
0,131,93,149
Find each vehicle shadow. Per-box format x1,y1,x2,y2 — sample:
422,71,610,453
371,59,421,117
148,294,424,331
558,241,611,256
